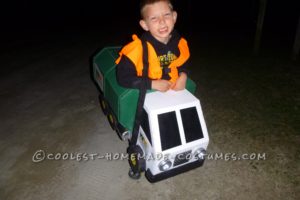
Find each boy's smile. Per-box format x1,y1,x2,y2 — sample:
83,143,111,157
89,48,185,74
140,1,177,44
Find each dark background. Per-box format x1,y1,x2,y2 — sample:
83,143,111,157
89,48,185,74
1,0,299,58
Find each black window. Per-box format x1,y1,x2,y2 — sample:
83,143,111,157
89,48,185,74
141,109,151,145
180,107,203,142
158,111,181,151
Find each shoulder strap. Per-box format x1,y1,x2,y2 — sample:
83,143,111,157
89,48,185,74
129,39,149,146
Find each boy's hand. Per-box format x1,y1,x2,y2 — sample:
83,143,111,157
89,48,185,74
172,72,187,91
151,80,172,92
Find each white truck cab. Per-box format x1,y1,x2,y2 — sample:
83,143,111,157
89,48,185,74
134,89,209,182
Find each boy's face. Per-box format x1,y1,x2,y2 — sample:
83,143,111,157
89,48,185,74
140,1,177,44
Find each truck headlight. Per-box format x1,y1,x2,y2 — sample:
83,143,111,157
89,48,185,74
158,159,172,171
194,148,206,160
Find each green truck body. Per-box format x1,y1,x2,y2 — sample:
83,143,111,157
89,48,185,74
92,47,196,132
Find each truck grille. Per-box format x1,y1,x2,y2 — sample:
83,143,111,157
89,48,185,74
173,150,192,167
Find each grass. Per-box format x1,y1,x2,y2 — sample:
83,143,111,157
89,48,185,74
189,50,300,192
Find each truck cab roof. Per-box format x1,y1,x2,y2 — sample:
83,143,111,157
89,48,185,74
144,89,199,113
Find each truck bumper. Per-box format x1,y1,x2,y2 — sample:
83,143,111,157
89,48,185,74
145,159,204,183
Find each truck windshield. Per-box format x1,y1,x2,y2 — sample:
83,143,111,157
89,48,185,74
158,111,181,151
180,107,203,142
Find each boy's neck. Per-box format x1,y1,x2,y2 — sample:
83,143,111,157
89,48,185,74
154,34,172,44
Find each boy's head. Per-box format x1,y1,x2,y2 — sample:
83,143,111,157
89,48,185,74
139,0,177,44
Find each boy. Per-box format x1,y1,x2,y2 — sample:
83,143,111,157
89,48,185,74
116,0,190,92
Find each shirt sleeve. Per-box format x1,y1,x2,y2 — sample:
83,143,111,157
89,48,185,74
116,55,152,89
177,58,190,76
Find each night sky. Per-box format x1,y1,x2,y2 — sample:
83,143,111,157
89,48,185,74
1,0,299,56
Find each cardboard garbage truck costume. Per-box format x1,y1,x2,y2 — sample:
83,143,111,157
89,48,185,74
92,46,209,182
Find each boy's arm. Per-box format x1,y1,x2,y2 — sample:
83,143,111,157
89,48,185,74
116,56,152,89
172,60,189,91
117,56,172,92
172,72,187,91
177,59,189,76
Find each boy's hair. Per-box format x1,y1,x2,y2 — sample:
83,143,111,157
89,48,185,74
140,0,173,19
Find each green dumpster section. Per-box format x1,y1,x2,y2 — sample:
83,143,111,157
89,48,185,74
93,47,196,131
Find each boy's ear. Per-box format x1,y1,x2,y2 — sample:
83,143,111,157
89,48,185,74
139,20,149,31
172,11,177,23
